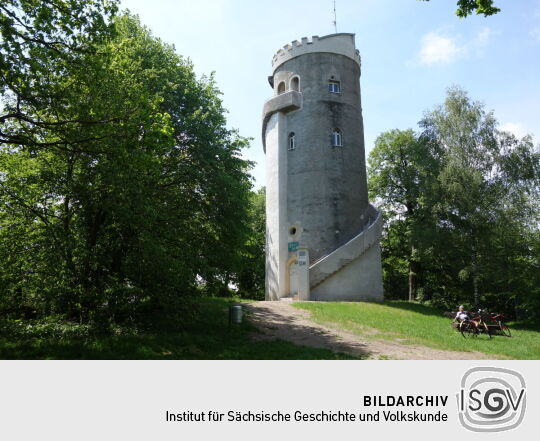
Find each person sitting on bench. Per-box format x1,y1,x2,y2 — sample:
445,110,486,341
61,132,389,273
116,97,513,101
454,305,470,322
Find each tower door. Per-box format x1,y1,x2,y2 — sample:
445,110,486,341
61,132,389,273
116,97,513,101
289,260,298,299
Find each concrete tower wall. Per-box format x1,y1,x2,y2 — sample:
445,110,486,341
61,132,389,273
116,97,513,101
263,33,383,302
274,52,369,261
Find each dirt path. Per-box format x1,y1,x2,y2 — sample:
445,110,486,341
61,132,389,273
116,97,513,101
245,301,493,360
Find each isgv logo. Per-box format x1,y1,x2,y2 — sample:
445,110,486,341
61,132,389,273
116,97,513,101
457,367,526,432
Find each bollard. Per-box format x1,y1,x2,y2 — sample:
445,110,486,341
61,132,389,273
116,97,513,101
229,305,242,326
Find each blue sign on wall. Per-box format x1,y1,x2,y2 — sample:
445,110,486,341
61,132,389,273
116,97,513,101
288,242,299,252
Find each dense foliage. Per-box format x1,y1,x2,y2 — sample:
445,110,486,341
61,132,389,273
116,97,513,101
0,0,118,146
0,298,353,359
0,2,254,327
369,87,540,318
236,187,266,300
419,0,500,18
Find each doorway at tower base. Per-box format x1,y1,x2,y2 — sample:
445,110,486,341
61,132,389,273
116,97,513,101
310,244,384,302
288,247,310,301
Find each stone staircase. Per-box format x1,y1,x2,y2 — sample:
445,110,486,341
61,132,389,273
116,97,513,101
309,204,382,290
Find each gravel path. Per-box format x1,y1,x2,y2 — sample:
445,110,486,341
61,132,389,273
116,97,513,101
245,301,493,360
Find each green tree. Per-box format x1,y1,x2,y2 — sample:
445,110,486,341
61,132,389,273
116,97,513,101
368,129,441,301
369,87,539,315
0,0,119,147
420,87,539,309
0,12,253,325
237,187,266,300
418,0,500,18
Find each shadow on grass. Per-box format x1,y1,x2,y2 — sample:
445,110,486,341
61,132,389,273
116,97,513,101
0,297,354,360
507,320,540,332
380,300,446,318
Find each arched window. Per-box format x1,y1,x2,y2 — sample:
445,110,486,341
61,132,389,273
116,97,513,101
288,132,296,150
290,76,300,92
277,81,286,94
331,129,342,147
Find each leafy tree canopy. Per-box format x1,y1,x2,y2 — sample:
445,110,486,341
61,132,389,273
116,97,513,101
0,0,119,146
419,0,500,18
369,87,539,317
0,5,253,326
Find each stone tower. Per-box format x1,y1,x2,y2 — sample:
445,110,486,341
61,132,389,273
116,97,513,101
262,33,384,302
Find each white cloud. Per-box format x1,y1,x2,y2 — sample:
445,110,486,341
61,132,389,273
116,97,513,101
419,32,463,65
499,122,529,139
418,27,492,65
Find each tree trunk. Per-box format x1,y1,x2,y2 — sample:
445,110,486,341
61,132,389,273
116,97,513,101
408,246,420,302
472,250,479,310
405,202,419,302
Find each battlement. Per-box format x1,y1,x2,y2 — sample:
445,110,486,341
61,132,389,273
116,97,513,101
271,33,360,71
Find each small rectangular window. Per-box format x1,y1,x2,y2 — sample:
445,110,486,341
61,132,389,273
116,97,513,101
328,80,341,93
288,133,295,150
332,129,342,147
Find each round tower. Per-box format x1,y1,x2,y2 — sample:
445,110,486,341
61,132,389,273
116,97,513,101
263,33,383,302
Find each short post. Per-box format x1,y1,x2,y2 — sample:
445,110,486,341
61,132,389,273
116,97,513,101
229,304,242,328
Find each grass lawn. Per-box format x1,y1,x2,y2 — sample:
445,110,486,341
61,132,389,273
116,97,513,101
0,297,353,360
294,301,540,360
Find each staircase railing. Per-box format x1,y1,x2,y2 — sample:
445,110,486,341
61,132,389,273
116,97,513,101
309,204,382,289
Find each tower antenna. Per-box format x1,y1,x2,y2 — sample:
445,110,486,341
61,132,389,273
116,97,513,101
332,0,337,33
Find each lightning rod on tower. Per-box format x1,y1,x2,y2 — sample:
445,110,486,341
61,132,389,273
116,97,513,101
333,0,337,33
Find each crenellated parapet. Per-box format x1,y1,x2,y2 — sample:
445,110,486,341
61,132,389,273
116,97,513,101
271,33,361,71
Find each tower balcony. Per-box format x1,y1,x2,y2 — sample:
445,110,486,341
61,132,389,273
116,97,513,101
262,90,302,152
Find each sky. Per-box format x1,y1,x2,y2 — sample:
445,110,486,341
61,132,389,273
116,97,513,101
119,0,540,189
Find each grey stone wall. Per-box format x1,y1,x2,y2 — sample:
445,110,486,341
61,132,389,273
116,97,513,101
273,52,369,262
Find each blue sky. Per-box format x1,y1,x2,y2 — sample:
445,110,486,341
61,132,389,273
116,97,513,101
120,0,540,188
